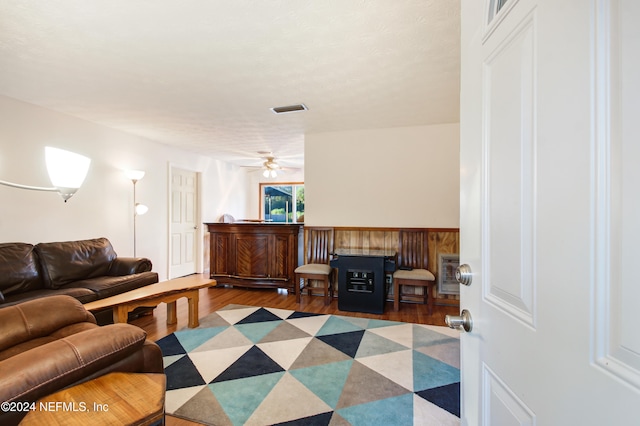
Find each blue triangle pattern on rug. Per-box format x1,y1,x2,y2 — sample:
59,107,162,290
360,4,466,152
159,306,461,425
317,330,365,358
235,320,283,343
212,345,285,383
164,354,206,390
417,382,461,417
236,307,283,324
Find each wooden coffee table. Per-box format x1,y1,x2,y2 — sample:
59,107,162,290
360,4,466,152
84,274,217,328
21,372,165,426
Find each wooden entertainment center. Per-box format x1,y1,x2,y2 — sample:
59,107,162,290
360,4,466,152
205,222,302,292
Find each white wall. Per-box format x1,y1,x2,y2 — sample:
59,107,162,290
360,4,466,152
0,96,249,280
304,124,460,228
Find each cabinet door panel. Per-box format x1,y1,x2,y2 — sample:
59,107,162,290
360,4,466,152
271,235,290,279
213,234,229,275
236,235,268,278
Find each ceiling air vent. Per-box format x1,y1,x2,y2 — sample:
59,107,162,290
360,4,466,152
270,104,308,114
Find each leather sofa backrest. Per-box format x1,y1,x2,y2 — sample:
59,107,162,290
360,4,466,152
0,243,44,296
0,295,96,354
35,238,117,288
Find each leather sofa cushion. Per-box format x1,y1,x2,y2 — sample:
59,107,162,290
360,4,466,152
62,271,159,298
1,287,99,307
0,243,43,296
35,238,117,288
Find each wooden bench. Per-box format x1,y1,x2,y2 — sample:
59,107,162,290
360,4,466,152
83,274,217,328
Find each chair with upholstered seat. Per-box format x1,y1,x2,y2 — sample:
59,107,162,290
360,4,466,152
295,228,335,305
393,229,436,314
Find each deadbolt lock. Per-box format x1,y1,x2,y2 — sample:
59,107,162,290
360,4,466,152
455,264,473,286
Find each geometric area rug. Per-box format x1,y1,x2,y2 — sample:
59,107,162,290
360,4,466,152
156,305,461,425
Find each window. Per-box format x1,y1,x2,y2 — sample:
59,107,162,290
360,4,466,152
260,183,304,223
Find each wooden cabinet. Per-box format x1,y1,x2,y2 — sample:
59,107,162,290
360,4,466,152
206,223,302,292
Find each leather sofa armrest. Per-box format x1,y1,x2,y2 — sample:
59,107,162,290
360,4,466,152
0,323,147,405
109,257,153,276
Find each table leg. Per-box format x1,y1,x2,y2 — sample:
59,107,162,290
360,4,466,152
166,301,177,325
188,290,199,328
114,306,129,324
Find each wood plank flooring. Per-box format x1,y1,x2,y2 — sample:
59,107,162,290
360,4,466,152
129,274,460,425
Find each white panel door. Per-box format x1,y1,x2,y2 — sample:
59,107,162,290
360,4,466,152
459,0,640,424
169,167,198,279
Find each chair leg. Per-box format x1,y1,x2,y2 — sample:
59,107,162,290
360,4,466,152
295,276,302,303
393,279,400,311
427,282,434,315
329,274,334,300
323,276,330,306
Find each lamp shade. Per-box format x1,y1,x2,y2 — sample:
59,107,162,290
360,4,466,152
45,147,91,200
125,170,145,182
135,203,149,215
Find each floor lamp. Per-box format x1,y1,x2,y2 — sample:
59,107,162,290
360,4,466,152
125,170,148,257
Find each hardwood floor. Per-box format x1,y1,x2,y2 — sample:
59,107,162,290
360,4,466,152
129,274,460,425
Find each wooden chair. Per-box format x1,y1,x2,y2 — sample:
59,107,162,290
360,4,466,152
295,228,334,305
393,229,436,314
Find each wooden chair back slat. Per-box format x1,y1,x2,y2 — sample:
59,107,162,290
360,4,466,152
397,230,428,269
306,228,334,265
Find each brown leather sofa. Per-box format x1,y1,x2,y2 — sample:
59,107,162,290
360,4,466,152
0,237,158,307
0,295,164,424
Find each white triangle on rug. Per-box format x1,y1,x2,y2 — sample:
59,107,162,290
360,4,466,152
414,393,460,425
165,385,207,414
192,325,253,352
286,315,331,336
215,306,261,325
357,349,414,391
257,337,314,370
162,354,184,369
244,372,332,426
264,307,295,319
189,345,253,383
366,323,414,348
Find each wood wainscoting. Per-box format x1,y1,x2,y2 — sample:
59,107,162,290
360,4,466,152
203,226,460,306
306,226,460,306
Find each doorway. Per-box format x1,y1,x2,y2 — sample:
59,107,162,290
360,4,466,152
169,167,200,279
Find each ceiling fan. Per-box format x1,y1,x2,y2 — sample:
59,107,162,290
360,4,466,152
239,151,302,178
261,156,282,178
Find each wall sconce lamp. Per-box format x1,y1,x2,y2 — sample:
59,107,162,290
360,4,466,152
125,170,148,257
0,147,91,202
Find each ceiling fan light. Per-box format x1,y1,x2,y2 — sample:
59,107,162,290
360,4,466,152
270,169,277,178
263,169,270,178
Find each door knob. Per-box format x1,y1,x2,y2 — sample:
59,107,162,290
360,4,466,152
455,264,473,286
445,309,473,332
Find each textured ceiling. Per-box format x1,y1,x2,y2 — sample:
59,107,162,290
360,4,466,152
0,0,460,167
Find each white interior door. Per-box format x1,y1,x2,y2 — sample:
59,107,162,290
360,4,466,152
169,167,198,279
459,0,640,424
